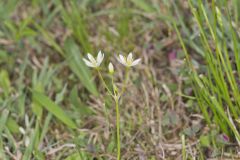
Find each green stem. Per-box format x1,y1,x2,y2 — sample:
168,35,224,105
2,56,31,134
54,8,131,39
97,69,121,159
181,134,186,160
111,74,116,96
97,69,112,96
120,67,129,96
115,98,121,160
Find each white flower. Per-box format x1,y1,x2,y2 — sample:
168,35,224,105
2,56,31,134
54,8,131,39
117,52,141,67
83,51,104,68
108,62,114,74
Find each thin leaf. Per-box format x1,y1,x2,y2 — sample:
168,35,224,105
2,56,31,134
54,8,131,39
32,91,77,129
64,38,98,96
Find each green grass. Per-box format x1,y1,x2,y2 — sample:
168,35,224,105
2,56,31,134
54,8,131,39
176,0,240,156
0,0,239,159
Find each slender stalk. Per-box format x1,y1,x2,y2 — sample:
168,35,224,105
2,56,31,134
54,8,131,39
115,98,121,160
114,66,131,159
120,67,129,96
96,68,121,159
97,69,112,96
110,74,117,96
181,134,186,160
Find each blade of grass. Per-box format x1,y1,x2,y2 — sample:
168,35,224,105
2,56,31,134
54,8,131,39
0,109,9,159
35,25,98,96
130,0,155,13
22,121,40,160
61,1,92,53
63,38,98,96
32,91,77,129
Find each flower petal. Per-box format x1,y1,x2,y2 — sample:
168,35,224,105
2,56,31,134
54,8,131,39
117,57,123,65
97,51,104,66
87,53,96,63
118,55,127,66
127,52,133,63
97,51,102,62
83,58,95,67
131,58,141,66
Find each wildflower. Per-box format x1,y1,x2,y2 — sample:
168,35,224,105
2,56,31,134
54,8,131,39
83,51,104,68
108,62,114,74
117,52,141,67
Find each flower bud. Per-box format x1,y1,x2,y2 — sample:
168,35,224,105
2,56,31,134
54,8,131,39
108,62,114,74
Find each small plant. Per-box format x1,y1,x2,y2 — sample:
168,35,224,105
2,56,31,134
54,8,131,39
83,51,141,159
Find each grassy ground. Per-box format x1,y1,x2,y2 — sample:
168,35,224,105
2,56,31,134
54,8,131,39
0,0,239,159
